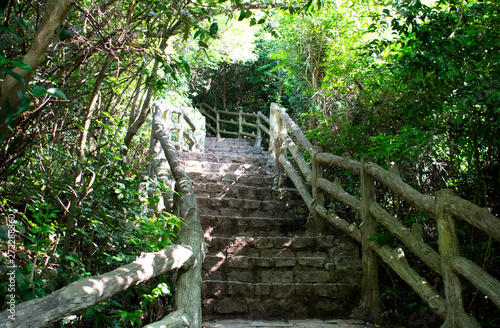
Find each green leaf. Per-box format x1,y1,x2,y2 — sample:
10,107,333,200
32,86,47,98
238,9,246,21
47,88,67,100
451,116,464,124
304,0,313,11
198,40,208,48
14,221,26,234
0,225,8,241
102,111,114,121
250,18,256,26
96,120,113,131
258,18,266,24
0,55,9,65
73,123,86,131
59,28,74,41
13,61,34,72
3,68,25,85
209,22,218,36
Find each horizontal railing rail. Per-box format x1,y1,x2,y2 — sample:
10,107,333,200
195,102,269,148
0,245,195,328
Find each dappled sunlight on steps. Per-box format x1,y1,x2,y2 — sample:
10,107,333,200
181,137,363,321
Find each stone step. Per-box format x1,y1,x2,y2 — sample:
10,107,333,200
187,172,274,187
184,161,272,175
181,152,268,165
202,318,369,328
197,197,308,218
203,142,261,150
204,236,359,259
202,255,361,285
205,137,254,146
201,216,307,238
192,137,363,321
202,281,360,320
204,147,266,156
194,184,302,202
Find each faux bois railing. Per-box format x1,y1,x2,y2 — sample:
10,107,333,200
195,102,500,328
196,102,269,148
161,102,201,152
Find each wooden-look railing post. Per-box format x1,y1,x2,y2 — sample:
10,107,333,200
238,109,243,138
216,110,221,138
178,109,184,151
436,189,481,328
353,157,381,322
255,114,262,148
268,103,285,186
307,146,325,235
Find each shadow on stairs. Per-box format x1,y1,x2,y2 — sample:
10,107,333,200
181,137,364,323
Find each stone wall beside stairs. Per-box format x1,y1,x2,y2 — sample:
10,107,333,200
180,137,362,321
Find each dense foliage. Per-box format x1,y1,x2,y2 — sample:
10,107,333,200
0,0,286,326
188,0,500,326
1,0,499,327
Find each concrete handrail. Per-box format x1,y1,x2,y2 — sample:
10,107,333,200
259,102,499,327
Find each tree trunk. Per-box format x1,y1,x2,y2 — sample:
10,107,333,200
61,54,113,259
122,37,168,154
0,0,74,139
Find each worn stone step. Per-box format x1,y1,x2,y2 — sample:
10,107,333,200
204,236,360,259
197,197,308,218
202,281,360,320
181,152,268,165
184,161,272,175
202,255,361,286
202,256,361,287
191,137,363,322
201,216,307,238
205,137,254,146
204,142,260,150
187,172,274,187
205,147,266,156
202,318,369,328
194,184,302,202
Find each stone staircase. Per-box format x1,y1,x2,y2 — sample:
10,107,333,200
180,137,362,321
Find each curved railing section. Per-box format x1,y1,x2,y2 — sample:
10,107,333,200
160,102,203,152
257,102,499,328
196,102,269,148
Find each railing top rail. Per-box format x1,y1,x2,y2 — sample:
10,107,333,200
164,104,197,132
265,101,499,326
179,106,197,132
218,110,239,116
258,111,270,124
271,103,313,153
196,102,216,114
